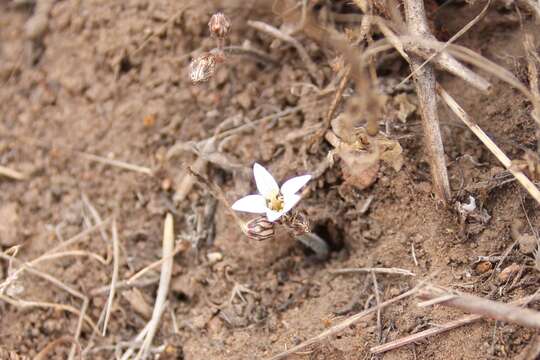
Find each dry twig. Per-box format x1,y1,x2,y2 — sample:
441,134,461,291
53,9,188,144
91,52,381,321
100,219,119,336
418,285,540,329
0,294,98,334
35,336,82,360
404,0,451,203
266,284,422,360
247,20,318,78
131,213,175,360
438,86,540,204
330,267,415,276
0,165,26,180
79,152,153,176
523,33,540,151
398,0,491,92
371,289,540,354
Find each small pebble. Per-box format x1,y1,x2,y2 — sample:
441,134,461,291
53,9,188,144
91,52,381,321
207,252,223,264
498,263,520,282
475,261,492,274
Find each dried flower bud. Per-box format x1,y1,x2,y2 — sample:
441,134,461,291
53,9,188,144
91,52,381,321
282,211,310,236
208,12,231,39
189,53,216,84
242,216,274,241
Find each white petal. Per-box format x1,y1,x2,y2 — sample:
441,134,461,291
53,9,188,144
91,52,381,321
282,194,301,214
253,163,279,197
280,174,312,196
231,195,267,214
266,209,284,222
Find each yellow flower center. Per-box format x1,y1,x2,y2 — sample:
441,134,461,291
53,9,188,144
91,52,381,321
266,190,284,212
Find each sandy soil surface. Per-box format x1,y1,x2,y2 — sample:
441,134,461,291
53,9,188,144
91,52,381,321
1,0,540,359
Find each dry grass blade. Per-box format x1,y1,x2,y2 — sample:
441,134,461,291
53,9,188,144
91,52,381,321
126,240,188,285
0,294,98,334
78,152,153,176
371,313,480,354
404,0,451,203
419,285,540,329
134,213,175,360
0,252,85,300
399,0,491,89
266,285,421,360
404,37,534,101
47,218,112,254
82,193,111,263
524,32,540,149
68,298,89,360
372,289,540,354
371,271,382,343
1,250,107,292
101,219,120,336
372,17,490,92
35,336,82,360
0,165,26,180
247,20,318,77
438,86,540,204
330,267,415,276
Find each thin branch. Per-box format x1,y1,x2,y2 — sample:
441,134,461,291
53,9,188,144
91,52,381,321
0,294,98,334
374,16,491,92
404,0,451,203
126,240,189,285
101,219,120,336
397,0,492,91
266,284,422,360
0,165,26,180
329,267,415,276
371,289,540,354
78,152,153,176
418,285,540,329
134,213,175,359
438,86,540,204
371,271,382,343
247,20,318,77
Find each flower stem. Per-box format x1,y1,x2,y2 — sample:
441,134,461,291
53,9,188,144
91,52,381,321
295,232,329,260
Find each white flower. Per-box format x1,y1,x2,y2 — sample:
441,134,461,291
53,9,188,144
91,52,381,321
232,163,311,222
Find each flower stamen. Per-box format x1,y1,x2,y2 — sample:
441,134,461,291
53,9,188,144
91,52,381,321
266,191,284,212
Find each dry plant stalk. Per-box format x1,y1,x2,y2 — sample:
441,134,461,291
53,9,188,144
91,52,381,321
418,285,540,329
247,20,318,78
0,165,26,180
34,336,82,360
132,213,174,360
404,0,451,203
126,242,188,285
266,284,422,360
79,152,153,176
371,289,540,354
373,15,491,92
330,267,415,276
0,294,98,334
523,33,540,150
438,86,540,204
100,219,120,336
397,0,491,91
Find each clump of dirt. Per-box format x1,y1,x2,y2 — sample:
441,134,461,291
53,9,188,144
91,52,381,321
1,0,540,359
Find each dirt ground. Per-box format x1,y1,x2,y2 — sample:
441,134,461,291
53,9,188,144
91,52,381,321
1,0,540,359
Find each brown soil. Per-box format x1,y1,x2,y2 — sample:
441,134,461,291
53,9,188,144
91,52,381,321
1,1,540,359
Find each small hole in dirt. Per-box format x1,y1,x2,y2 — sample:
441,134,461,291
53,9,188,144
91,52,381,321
119,55,133,74
312,220,344,253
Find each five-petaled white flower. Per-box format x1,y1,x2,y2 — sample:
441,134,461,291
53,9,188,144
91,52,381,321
232,163,311,222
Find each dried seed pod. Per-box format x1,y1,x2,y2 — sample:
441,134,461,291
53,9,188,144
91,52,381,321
189,53,217,84
283,211,310,236
242,216,275,241
208,12,231,39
